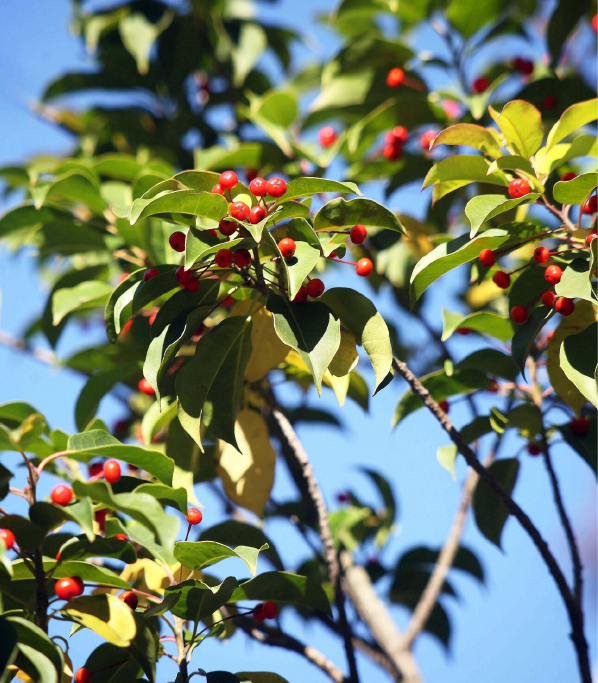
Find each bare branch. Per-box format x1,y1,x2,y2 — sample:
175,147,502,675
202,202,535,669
391,356,591,683
0,329,58,366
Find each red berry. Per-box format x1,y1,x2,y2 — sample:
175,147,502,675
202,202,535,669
233,249,252,268
168,231,186,252
249,177,268,196
337,492,349,503
246,169,258,183
527,444,541,456
219,171,238,190
542,95,557,111
487,379,499,393
115,534,128,541
293,286,308,304
560,172,576,182
266,177,287,198
249,206,267,224
555,297,575,316
510,305,528,324
479,249,496,267
0,528,15,550
386,67,404,88
593,14,598,33
221,295,235,307
456,327,471,336
390,126,408,143
306,278,325,298
533,247,550,263
508,178,531,199
582,195,598,214
350,224,367,245
318,126,338,148
492,271,511,289
383,143,402,161
51,484,73,507
143,268,159,283
355,258,373,277
185,278,200,292
212,184,225,195
586,229,597,246
119,591,138,610
230,201,250,221
512,58,534,75
219,219,237,237
186,508,203,525
55,577,83,601
253,604,266,621
88,461,104,477
541,290,557,308
103,459,121,485
215,249,233,268
206,229,219,238
74,668,91,683
263,601,277,619
544,265,562,285
420,130,437,151
570,416,588,435
278,238,296,258
438,400,449,414
472,77,490,93
138,378,155,396
148,312,157,326
176,266,193,285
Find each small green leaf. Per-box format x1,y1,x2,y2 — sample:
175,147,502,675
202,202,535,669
546,98,598,150
473,459,519,548
423,156,508,192
553,172,598,204
273,177,361,206
75,363,139,430
441,309,513,342
512,307,552,375
489,101,544,158
130,191,228,225
560,323,598,409
52,281,112,325
437,445,458,479
57,535,137,564
430,123,502,157
174,541,268,576
313,197,405,235
185,229,244,269
63,593,136,647
457,349,519,381
465,193,541,238
164,577,239,622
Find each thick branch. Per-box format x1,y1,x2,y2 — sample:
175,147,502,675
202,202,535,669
391,356,590,683
267,404,360,683
340,551,422,683
237,617,346,683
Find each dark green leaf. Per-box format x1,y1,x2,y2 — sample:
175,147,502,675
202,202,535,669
473,459,520,547
174,541,267,576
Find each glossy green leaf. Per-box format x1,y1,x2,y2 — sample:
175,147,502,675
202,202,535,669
560,323,598,408
200,522,283,570
235,674,289,683
185,229,244,269
176,316,253,449
553,172,598,204
512,307,552,374
135,483,188,513
267,295,340,395
228,571,331,615
457,349,519,381
423,156,508,192
13,644,58,683
130,191,228,225
30,499,95,542
489,101,544,158
164,577,239,622
546,98,598,150
465,193,541,238
437,445,458,479
273,177,360,206
473,459,520,548
555,258,596,305
63,593,136,647
282,240,321,300
174,541,267,576
558,419,597,476
536,135,598,175
313,197,405,235
52,281,112,325
431,123,502,157
75,363,139,430
441,309,513,342
57,535,137,564
547,0,591,68
5,616,63,681
33,172,106,214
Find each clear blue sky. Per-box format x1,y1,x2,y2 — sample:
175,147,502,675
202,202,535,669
0,1,596,682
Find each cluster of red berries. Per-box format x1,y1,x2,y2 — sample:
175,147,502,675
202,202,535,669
383,126,408,161
253,600,277,621
293,278,326,304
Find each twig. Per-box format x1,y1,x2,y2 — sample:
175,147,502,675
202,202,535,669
236,617,346,683
267,402,360,683
0,330,58,366
391,356,591,683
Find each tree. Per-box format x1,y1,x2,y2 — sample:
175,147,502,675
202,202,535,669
0,0,596,682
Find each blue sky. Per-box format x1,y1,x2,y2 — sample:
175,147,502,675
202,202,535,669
0,1,596,682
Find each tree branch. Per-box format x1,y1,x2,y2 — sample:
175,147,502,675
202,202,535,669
267,402,360,683
391,356,591,683
0,329,58,366
236,617,346,683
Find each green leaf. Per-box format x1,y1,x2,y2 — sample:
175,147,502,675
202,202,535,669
512,307,552,375
423,156,508,192
437,445,458,479
119,11,171,75
410,228,513,304
73,481,179,557
546,98,598,150
13,645,58,683
174,541,268,576
164,577,239,622
547,0,591,68
320,287,392,393
507,404,543,439
273,177,361,206
63,593,136,647
142,591,181,618
555,258,597,305
125,611,158,683
235,674,290,683
141,400,178,444
536,135,598,175
130,191,228,225
52,281,112,325
5,616,63,680
135,483,188,513
489,101,544,158
75,363,139,430
441,309,513,342
392,369,494,427
465,193,541,238
560,323,598,409
30,499,95,542
473,459,520,547
200,522,283,570
176,316,253,449
185,229,244,269
33,172,106,214
396,545,484,584
13,559,131,589
228,571,331,615
267,295,340,395
430,123,502,158
67,430,175,485
553,172,598,204
446,0,502,37
0,618,18,675
279,240,320,301
57,535,137,564
558,419,597,476
313,197,405,235
457,349,519,381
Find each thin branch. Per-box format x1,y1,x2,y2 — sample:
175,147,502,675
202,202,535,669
339,551,422,683
267,402,360,683
236,617,346,683
391,356,591,683
0,330,58,366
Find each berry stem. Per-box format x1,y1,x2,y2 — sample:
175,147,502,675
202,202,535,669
494,227,565,257
328,256,357,266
